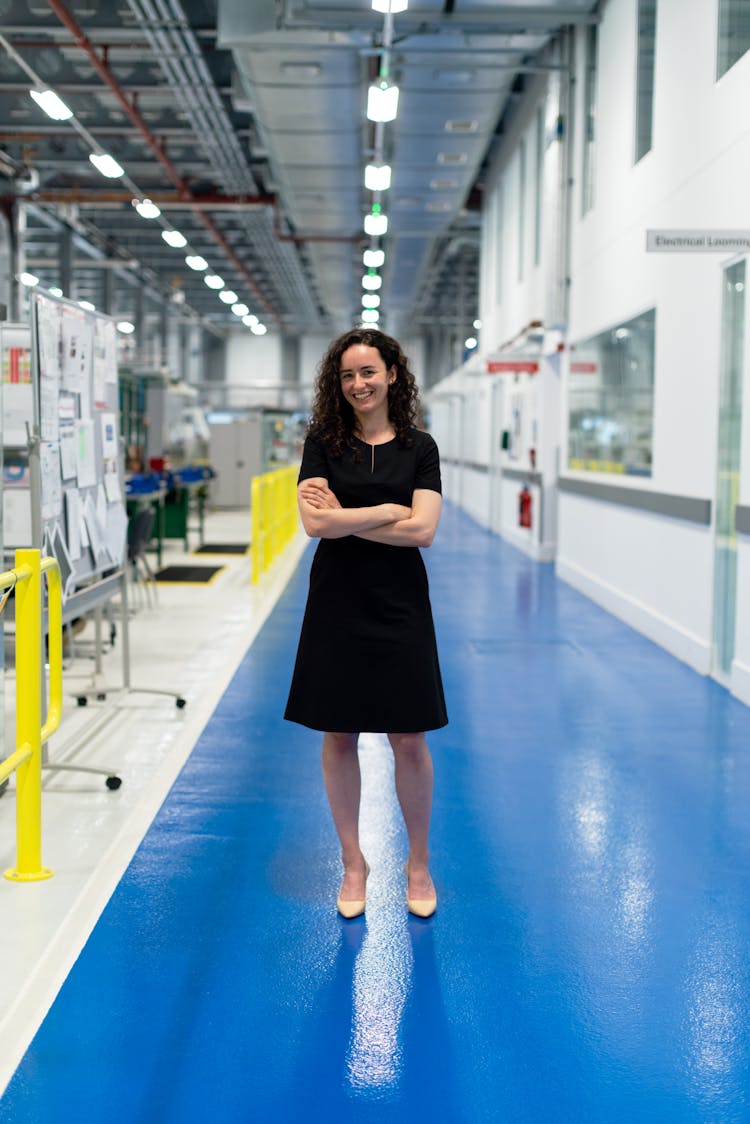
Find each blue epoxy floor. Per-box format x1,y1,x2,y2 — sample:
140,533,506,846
3,503,750,1122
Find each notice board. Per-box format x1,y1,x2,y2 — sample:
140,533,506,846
2,293,128,598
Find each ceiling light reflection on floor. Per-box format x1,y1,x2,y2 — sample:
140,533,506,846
345,734,414,1095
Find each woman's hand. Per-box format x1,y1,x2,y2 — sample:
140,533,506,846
299,478,342,511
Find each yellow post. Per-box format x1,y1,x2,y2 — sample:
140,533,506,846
5,550,53,882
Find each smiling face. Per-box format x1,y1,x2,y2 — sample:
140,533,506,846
339,343,396,422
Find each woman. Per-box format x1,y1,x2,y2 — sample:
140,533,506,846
284,328,447,920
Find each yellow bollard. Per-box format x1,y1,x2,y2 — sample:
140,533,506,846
5,550,53,882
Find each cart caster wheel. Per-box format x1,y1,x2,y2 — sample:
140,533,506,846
176,697,186,709
106,776,122,790
77,696,88,707
96,693,106,701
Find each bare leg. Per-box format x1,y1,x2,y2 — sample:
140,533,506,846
321,731,367,900
388,732,435,901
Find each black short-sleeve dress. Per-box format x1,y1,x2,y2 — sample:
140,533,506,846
284,428,448,734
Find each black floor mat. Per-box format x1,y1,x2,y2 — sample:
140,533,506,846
193,543,249,554
154,564,225,583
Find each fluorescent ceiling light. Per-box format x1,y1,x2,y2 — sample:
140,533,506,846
473,318,482,329
361,309,380,323
117,321,135,334
30,88,74,121
48,286,63,297
363,249,385,268
362,273,382,291
365,163,392,192
372,0,408,10
242,314,259,327
364,212,388,236
219,290,238,304
367,82,399,123
251,323,267,335
19,271,39,287
362,294,380,309
78,300,95,311
89,152,124,179
133,197,160,219
185,255,208,271
161,229,187,248
204,274,224,289
465,337,478,350
232,303,249,317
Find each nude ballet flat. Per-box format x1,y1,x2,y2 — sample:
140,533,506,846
405,862,437,919
337,861,369,919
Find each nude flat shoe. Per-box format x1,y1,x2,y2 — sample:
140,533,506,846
337,861,369,919
405,862,437,919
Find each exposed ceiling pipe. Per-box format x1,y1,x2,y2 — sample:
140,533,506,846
45,0,283,327
32,190,276,209
126,0,254,197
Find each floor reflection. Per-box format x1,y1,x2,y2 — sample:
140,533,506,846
345,734,414,1096
345,904,413,1093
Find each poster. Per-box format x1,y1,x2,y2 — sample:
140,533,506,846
74,417,97,488
40,440,63,520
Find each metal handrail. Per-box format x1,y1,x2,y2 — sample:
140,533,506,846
2,550,63,882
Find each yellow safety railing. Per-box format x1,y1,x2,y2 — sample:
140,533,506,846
251,465,299,584
0,550,63,882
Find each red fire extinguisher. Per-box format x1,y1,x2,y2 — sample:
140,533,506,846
519,484,532,528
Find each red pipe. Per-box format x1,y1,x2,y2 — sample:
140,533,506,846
45,0,282,326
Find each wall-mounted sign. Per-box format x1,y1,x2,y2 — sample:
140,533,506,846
646,230,750,252
486,360,539,374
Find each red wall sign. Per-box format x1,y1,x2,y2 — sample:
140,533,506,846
485,360,539,374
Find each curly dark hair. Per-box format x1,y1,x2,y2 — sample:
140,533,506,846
307,328,423,458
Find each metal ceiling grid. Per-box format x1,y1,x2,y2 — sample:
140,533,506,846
0,0,599,348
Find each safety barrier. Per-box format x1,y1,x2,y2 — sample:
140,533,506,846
0,550,63,882
251,465,299,584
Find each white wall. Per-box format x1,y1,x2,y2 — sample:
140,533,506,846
560,0,750,681
428,0,750,702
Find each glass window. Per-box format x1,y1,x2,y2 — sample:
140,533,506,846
717,0,750,78
581,23,597,214
635,0,657,163
568,308,656,476
518,139,526,282
713,261,745,677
